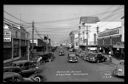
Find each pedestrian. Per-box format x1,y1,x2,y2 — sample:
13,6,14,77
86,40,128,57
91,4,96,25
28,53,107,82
37,56,42,66
108,51,112,63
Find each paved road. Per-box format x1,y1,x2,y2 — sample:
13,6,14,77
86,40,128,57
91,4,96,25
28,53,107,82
39,47,124,82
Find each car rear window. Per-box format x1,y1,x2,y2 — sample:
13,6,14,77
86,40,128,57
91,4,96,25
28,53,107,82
120,62,124,65
4,68,12,72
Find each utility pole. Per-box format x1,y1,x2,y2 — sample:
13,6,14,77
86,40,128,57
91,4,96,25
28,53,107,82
78,26,81,49
31,21,34,58
19,15,21,59
96,26,99,52
86,25,89,50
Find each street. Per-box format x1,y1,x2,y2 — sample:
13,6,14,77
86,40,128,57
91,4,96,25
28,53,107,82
39,47,124,82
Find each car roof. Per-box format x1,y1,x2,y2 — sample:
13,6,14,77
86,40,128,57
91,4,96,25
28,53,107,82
4,66,20,69
69,53,75,56
12,60,31,64
3,72,21,79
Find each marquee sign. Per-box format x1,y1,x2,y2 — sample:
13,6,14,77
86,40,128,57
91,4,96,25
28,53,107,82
80,16,100,24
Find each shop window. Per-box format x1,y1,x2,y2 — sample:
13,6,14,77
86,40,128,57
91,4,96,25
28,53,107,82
13,48,19,58
4,48,12,60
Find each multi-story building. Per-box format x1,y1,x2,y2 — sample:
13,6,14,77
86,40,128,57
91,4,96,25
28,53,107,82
69,30,79,49
78,16,99,51
69,16,99,50
4,22,30,63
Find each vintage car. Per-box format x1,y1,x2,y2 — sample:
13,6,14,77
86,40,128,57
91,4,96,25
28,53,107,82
113,60,124,77
41,53,55,62
84,53,107,63
3,67,40,82
68,53,78,63
69,48,73,52
59,50,65,56
3,72,24,82
11,60,44,82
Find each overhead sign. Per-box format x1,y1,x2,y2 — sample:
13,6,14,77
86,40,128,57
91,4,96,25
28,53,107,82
4,29,11,42
98,28,119,37
80,16,100,24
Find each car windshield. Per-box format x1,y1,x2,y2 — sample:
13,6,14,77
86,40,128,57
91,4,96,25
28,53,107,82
11,68,21,73
88,53,95,57
97,54,102,57
4,68,12,72
70,57,77,59
69,54,75,57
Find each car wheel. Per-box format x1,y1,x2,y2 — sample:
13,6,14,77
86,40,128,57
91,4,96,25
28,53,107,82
34,76,41,82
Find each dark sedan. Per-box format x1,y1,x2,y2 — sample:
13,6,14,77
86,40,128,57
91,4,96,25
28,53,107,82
3,66,42,82
59,50,65,56
68,53,78,63
85,53,107,63
11,60,45,82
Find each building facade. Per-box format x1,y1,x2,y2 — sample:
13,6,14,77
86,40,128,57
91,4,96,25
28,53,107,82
69,30,79,49
78,16,99,50
4,22,30,63
97,25,124,59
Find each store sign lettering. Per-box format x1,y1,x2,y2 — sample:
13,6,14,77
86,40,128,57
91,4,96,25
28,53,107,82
98,29,119,37
4,30,11,42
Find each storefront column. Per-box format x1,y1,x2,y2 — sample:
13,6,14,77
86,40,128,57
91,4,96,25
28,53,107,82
19,39,21,58
11,38,14,60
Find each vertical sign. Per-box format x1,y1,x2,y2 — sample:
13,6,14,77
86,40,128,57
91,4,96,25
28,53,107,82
4,29,11,42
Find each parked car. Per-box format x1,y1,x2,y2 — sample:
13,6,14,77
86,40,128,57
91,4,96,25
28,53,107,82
11,60,44,82
112,60,124,77
59,50,65,56
69,48,73,52
85,53,107,63
4,72,24,82
68,53,78,63
44,53,55,62
79,51,88,59
3,66,41,82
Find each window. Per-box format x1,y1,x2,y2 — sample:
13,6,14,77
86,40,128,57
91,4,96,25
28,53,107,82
4,48,12,60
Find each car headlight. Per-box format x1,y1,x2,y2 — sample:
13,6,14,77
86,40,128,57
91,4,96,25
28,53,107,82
36,67,39,69
118,68,123,72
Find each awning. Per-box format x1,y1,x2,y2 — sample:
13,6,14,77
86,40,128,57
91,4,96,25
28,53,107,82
113,44,124,48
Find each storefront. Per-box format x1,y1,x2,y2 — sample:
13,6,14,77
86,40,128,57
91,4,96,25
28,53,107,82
4,22,30,63
97,27,124,58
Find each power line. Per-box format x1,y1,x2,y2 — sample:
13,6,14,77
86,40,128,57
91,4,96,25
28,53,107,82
34,27,44,40
4,18,32,28
100,6,123,20
4,10,30,24
28,6,123,24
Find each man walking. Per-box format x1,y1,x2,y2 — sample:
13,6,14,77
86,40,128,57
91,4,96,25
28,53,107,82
37,56,43,66
108,50,112,63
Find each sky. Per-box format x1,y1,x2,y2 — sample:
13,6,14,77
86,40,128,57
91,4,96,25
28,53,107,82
4,5,124,44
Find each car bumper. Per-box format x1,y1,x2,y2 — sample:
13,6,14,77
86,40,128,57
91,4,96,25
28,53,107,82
68,60,78,63
113,70,124,77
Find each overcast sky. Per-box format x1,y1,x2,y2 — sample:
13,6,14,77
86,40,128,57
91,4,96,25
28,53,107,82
4,5,124,44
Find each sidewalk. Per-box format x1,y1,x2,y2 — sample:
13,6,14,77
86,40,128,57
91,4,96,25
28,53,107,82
104,54,123,65
111,56,122,65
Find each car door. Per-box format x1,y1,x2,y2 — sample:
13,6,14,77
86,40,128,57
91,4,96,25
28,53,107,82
21,62,36,77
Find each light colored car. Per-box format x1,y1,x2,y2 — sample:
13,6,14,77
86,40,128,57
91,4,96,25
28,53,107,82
113,60,124,77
